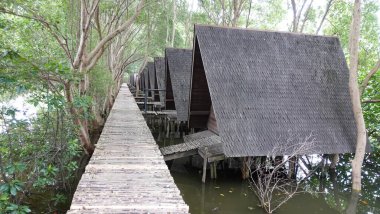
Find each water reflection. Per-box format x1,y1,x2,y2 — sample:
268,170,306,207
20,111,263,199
168,153,379,214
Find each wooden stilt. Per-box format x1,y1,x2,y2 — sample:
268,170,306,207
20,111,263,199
210,162,214,179
241,157,251,180
213,162,217,179
202,157,207,183
170,121,175,143
157,117,163,142
166,118,170,138
175,121,180,138
180,122,184,138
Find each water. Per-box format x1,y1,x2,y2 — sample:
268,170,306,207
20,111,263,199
169,157,340,214
154,132,380,214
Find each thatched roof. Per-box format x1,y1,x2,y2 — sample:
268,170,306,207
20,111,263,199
190,25,359,157
155,57,166,106
165,48,193,122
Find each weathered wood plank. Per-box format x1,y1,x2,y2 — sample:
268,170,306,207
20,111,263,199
67,84,188,214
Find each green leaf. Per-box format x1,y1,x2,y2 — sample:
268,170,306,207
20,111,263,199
10,186,17,196
21,206,31,213
0,183,10,193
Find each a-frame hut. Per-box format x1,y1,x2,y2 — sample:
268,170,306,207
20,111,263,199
142,65,150,97
155,57,166,106
188,25,358,157
148,62,159,101
137,69,145,96
165,48,193,122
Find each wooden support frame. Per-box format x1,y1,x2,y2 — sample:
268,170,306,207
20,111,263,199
163,150,198,161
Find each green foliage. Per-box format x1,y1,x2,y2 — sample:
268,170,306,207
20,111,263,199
325,0,380,145
0,104,81,213
51,193,66,207
89,64,113,100
4,203,31,214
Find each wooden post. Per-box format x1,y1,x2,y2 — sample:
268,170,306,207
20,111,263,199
179,121,185,138
241,157,251,180
157,117,163,142
202,147,209,183
213,162,217,179
166,118,170,138
288,156,297,180
170,121,175,143
210,162,214,179
202,157,207,183
175,121,180,138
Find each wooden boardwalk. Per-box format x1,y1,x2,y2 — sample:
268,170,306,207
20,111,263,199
68,84,188,213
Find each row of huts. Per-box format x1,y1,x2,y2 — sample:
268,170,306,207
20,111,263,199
128,24,360,180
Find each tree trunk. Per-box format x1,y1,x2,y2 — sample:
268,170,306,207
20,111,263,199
329,154,339,169
165,0,170,46
245,0,252,28
316,0,334,34
291,0,298,32
348,0,366,192
64,82,95,155
346,191,360,214
171,0,177,47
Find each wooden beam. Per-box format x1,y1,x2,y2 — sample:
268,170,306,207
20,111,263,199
163,150,197,161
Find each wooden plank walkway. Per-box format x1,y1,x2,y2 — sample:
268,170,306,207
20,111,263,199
67,84,188,213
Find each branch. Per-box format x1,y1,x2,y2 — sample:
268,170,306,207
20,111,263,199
291,0,298,32
0,7,73,63
360,58,380,96
299,0,314,33
94,6,102,40
362,99,380,103
296,0,308,30
316,0,334,34
86,0,145,68
72,0,100,69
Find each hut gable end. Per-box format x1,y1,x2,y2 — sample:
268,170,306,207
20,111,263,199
155,57,166,106
189,37,212,129
148,62,158,100
165,48,193,122
165,58,175,110
194,25,358,157
143,66,150,97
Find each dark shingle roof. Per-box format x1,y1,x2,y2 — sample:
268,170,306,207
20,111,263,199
148,62,156,91
143,65,149,93
193,25,358,157
155,57,166,106
165,48,193,122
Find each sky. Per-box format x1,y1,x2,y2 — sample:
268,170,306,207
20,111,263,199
187,0,380,30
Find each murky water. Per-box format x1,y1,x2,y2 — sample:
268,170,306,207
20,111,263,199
169,157,339,214
154,129,379,214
